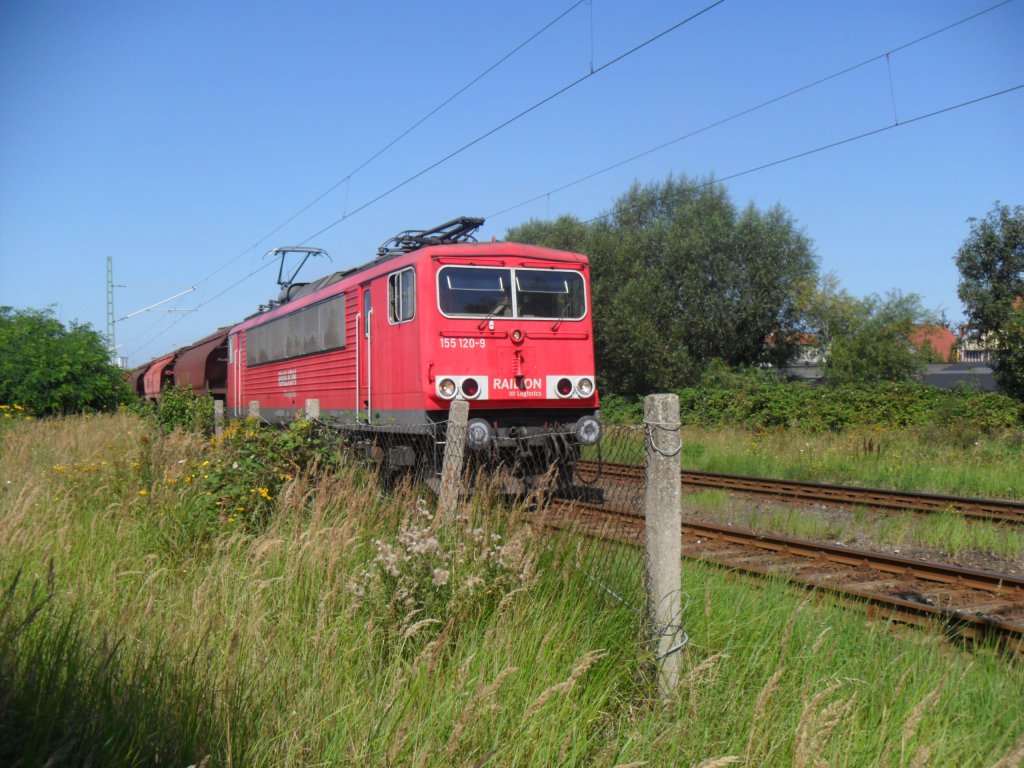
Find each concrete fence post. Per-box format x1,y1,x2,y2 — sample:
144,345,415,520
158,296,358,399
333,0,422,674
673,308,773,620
214,399,224,438
437,399,469,524
305,398,320,420
248,400,260,420
644,393,684,699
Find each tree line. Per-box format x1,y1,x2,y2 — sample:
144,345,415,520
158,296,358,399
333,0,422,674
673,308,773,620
507,175,1024,398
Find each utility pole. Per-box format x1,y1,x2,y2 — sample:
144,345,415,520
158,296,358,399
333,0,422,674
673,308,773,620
105,256,126,368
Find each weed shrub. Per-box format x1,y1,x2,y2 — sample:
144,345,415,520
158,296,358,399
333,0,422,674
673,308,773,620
351,499,538,645
602,371,1024,433
155,386,214,435
180,418,340,531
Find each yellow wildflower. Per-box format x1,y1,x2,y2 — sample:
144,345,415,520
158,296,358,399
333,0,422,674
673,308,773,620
138,489,148,496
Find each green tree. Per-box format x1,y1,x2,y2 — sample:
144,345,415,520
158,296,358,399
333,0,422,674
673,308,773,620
507,175,818,394
819,291,934,385
955,202,1024,399
0,306,128,415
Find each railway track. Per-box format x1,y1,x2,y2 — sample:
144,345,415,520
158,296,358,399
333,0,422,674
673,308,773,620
575,460,1024,525
540,498,1024,652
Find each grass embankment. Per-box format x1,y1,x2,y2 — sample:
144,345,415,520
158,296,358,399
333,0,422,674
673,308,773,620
675,426,1024,501
1,413,1022,766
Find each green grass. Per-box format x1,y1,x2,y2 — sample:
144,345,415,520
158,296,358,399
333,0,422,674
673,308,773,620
1,413,1022,766
676,426,1024,500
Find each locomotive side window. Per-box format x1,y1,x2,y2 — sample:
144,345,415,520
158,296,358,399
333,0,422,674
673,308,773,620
438,267,512,317
515,270,585,320
388,268,415,324
437,266,585,320
245,293,346,366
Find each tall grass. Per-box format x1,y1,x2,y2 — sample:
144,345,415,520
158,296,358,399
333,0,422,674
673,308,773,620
677,426,1024,500
1,413,1021,766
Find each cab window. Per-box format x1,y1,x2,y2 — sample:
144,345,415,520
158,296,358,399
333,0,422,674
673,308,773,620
388,268,415,323
515,269,585,320
437,265,586,320
438,267,512,317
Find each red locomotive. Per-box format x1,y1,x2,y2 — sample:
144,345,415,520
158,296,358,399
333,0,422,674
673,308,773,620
132,217,601,482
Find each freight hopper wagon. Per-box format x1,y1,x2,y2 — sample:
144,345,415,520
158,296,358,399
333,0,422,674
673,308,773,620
225,217,601,488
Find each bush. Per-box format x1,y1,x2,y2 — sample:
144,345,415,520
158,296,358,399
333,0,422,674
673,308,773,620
155,386,214,435
599,370,1024,432
0,306,129,415
189,418,340,530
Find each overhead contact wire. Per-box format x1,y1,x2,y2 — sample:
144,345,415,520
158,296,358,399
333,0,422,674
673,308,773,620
489,0,1014,219
583,83,1024,226
297,0,728,244
124,1,587,361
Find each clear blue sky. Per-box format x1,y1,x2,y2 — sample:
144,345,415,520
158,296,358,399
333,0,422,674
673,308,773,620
2,0,1021,367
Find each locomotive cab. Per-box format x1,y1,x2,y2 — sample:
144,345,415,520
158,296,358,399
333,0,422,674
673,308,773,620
421,245,600,488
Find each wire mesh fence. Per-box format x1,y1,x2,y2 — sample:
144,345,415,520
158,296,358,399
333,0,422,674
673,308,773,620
233,396,685,695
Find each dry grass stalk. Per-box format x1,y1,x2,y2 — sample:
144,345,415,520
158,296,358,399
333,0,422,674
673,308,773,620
902,681,943,748
811,627,832,654
792,682,845,768
695,757,741,768
910,743,932,768
612,761,650,768
988,731,1024,768
746,666,785,758
534,623,560,664
413,617,455,675
890,664,913,703
446,666,519,755
778,599,807,658
523,649,608,719
386,722,409,765
249,537,285,563
559,729,575,763
403,618,442,640
497,586,529,614
685,652,729,685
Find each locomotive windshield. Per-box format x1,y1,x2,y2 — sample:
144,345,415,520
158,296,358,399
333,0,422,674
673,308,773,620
438,266,585,320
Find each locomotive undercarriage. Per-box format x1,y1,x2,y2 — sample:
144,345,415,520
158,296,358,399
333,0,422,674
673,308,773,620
337,411,597,499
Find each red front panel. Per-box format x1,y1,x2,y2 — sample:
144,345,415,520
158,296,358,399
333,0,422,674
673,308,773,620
420,253,598,413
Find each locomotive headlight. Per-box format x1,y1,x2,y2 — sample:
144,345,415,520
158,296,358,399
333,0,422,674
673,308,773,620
461,377,480,399
575,415,602,446
575,377,594,397
438,378,457,399
556,377,573,397
511,329,523,343
466,418,493,450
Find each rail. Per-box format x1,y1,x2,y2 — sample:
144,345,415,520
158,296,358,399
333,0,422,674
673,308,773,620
576,460,1024,525
541,498,1024,652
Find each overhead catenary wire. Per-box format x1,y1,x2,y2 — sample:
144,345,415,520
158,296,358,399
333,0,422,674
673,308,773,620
295,0,728,245
121,1,589,360
123,1,1017,362
488,0,1015,220
581,83,1024,227
124,0,727,361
